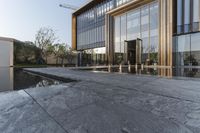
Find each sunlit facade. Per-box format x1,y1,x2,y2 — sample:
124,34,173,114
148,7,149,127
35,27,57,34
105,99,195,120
72,0,200,67
114,2,159,65
173,0,200,67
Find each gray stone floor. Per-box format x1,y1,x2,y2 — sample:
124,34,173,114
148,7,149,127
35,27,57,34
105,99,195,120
1,68,200,133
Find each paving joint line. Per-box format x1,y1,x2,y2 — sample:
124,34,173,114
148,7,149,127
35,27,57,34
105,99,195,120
23,89,69,133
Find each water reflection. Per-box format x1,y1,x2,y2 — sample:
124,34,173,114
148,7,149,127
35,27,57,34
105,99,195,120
0,67,62,92
0,67,13,92
81,65,200,78
173,67,200,78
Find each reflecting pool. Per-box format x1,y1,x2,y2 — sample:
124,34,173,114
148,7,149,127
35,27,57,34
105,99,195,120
0,67,63,92
77,66,200,78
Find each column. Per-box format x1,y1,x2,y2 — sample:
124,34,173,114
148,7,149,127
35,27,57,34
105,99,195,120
105,14,114,65
159,0,173,67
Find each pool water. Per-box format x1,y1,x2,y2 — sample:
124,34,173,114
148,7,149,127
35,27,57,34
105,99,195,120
78,66,200,78
0,68,63,92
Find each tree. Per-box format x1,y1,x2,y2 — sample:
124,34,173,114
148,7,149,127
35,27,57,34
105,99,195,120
53,44,61,65
45,44,56,64
57,44,67,66
35,27,57,63
52,43,75,66
65,45,75,64
21,42,36,63
14,41,41,64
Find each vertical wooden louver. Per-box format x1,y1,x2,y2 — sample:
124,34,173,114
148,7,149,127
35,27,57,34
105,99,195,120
158,0,173,77
72,15,77,50
159,0,173,67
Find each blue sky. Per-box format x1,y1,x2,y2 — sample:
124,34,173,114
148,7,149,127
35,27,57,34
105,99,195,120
0,0,86,46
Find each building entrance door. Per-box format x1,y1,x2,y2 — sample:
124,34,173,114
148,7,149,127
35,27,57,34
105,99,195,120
125,39,142,65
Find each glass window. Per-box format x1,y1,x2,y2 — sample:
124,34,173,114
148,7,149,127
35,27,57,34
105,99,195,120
113,2,159,65
174,33,200,66
81,47,106,66
193,0,199,31
193,0,199,22
114,16,120,53
127,9,141,40
177,35,191,66
120,14,127,55
177,0,183,33
184,0,191,32
191,33,200,51
99,27,101,42
191,33,200,66
141,5,150,64
109,0,114,10
114,16,121,64
150,2,159,64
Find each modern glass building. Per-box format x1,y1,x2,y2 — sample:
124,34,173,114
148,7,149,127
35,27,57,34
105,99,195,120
72,0,200,68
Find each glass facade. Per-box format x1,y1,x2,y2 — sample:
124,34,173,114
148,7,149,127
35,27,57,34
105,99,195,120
116,0,132,7
174,0,200,67
184,0,190,32
79,47,107,66
75,0,200,67
174,33,200,66
76,0,140,51
114,16,122,64
114,2,159,65
76,0,114,50
177,0,183,33
176,0,200,34
193,0,200,31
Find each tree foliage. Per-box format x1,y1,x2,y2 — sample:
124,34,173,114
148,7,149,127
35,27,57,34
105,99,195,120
52,43,75,65
14,27,76,66
35,27,57,63
14,41,42,64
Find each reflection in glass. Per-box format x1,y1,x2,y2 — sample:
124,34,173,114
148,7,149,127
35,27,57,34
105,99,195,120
149,3,159,64
81,47,107,66
184,0,191,32
120,15,127,63
177,35,190,66
127,9,141,40
191,33,200,66
113,2,159,65
177,0,183,33
173,68,200,78
116,0,132,7
174,32,200,66
193,0,200,31
76,0,114,50
141,5,150,64
114,16,122,64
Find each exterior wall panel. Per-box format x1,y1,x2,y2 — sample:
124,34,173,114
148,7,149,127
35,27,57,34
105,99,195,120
0,40,13,67
72,15,77,50
159,0,173,67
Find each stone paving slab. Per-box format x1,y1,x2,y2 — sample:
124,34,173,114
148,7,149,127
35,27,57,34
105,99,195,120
61,99,192,133
69,80,200,132
0,67,200,133
23,82,195,133
0,90,66,133
25,84,102,121
26,68,200,102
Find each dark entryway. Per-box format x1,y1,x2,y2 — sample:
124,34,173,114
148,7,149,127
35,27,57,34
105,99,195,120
125,39,142,65
127,40,136,64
